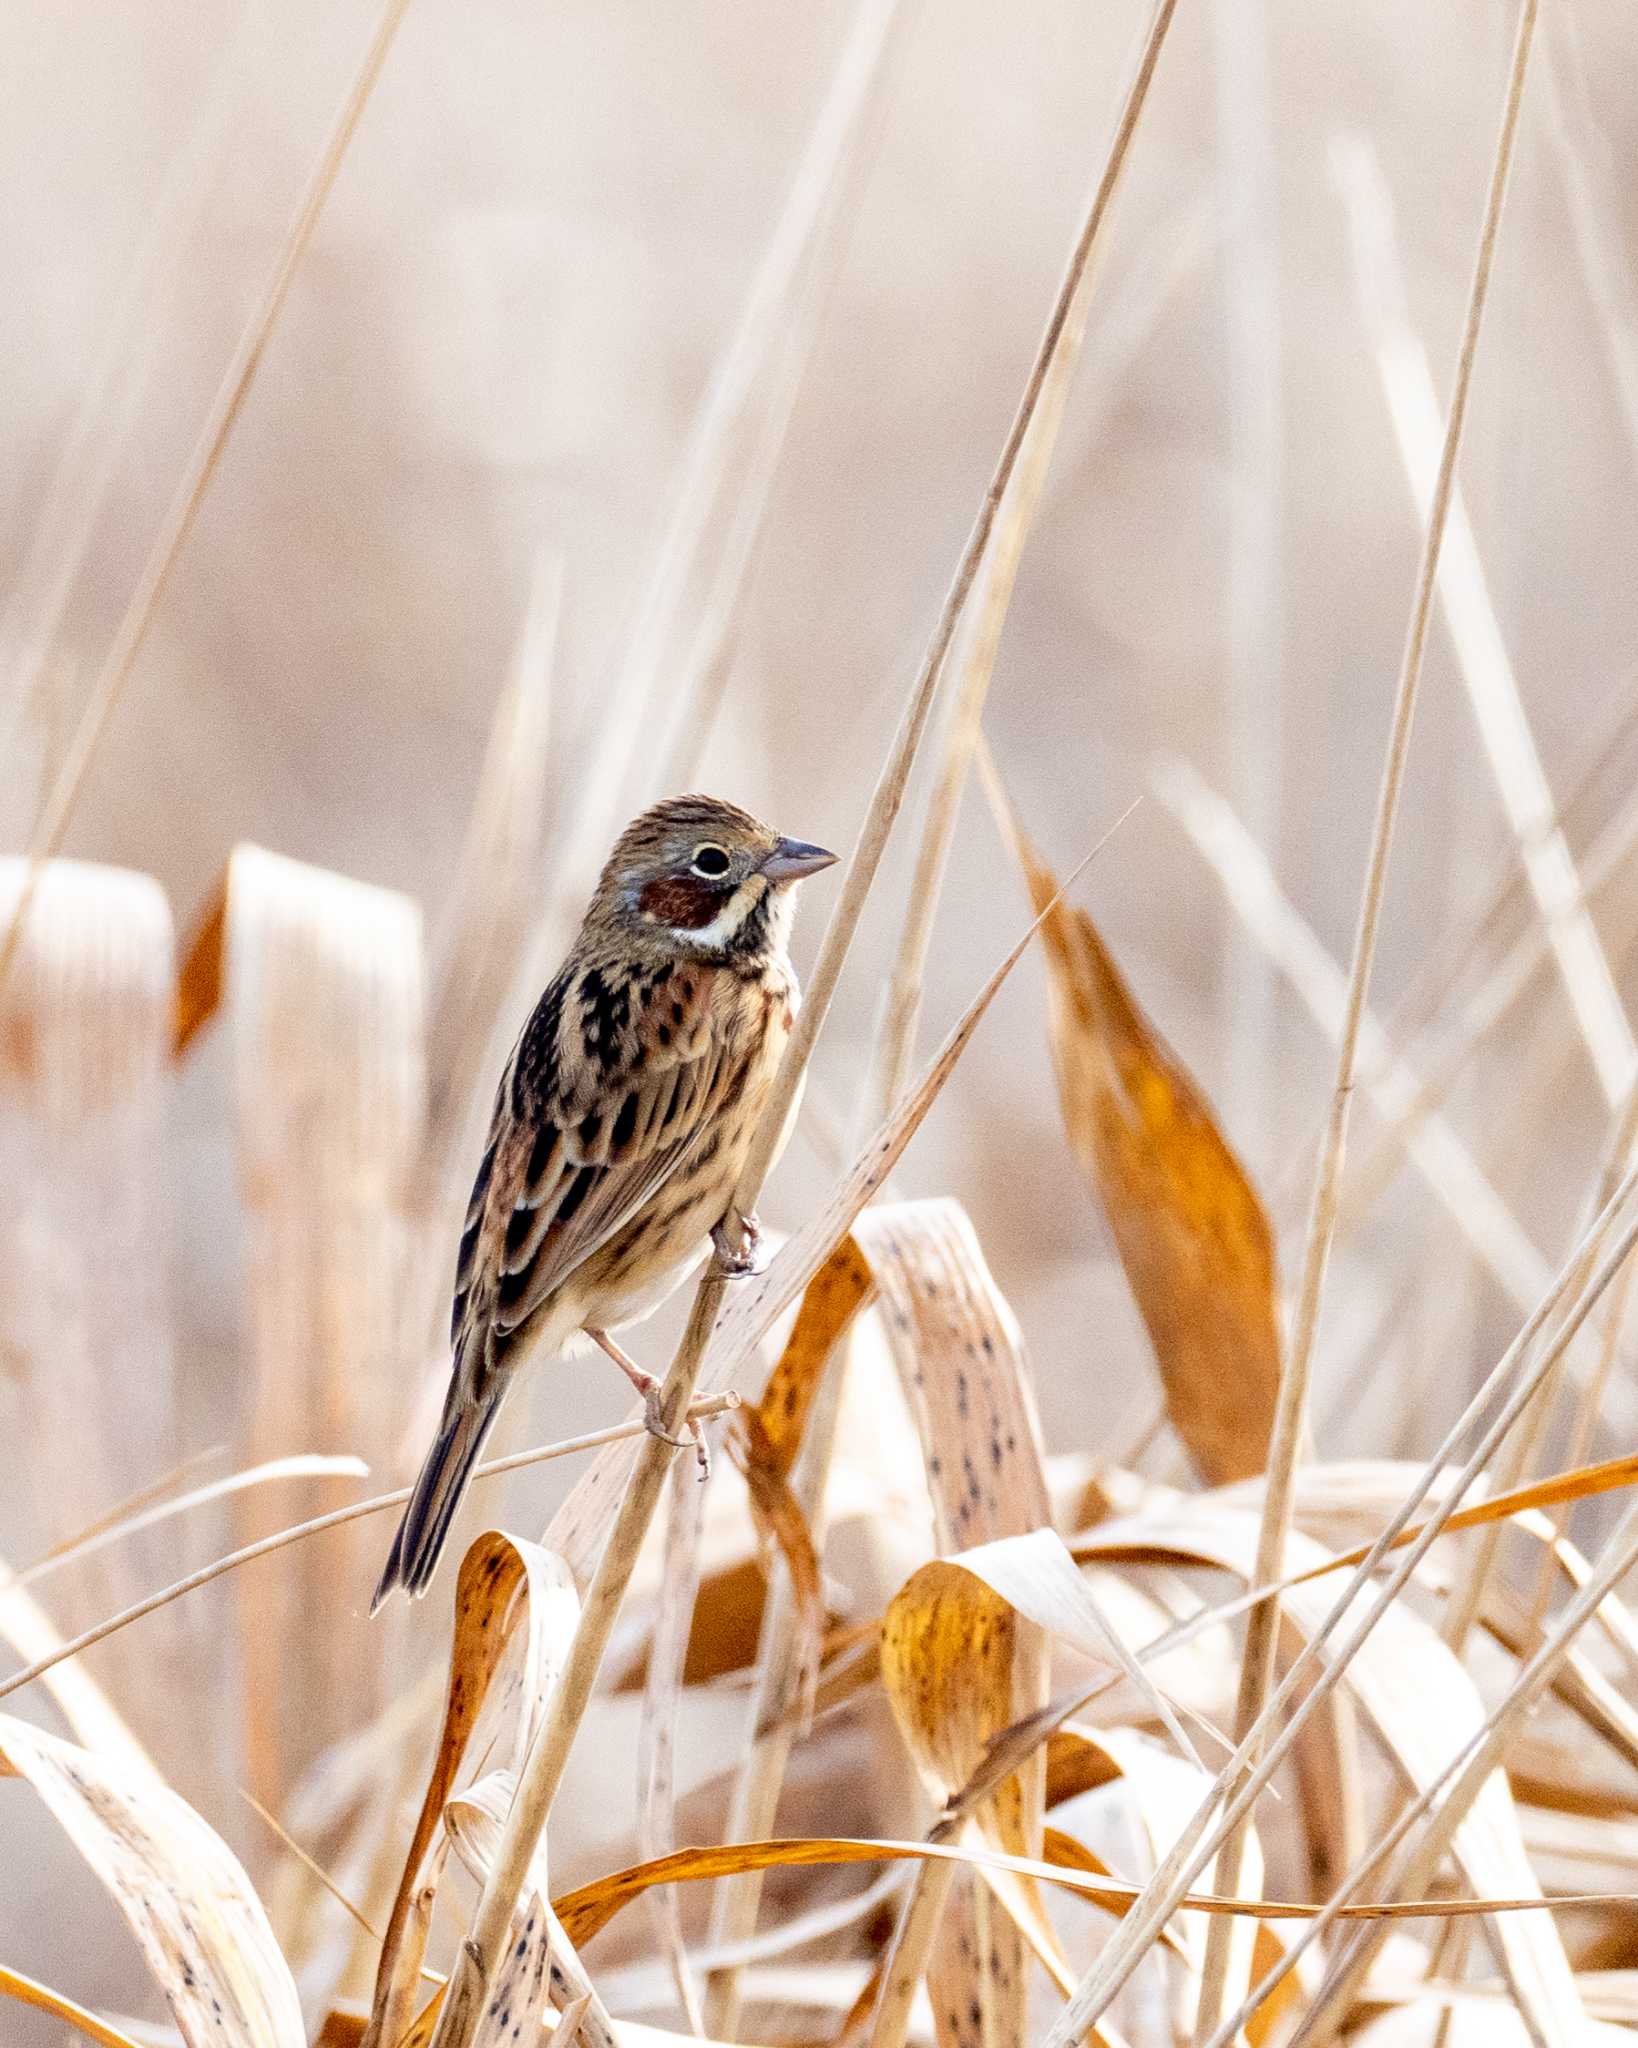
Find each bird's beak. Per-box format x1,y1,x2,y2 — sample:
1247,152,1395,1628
760,836,838,882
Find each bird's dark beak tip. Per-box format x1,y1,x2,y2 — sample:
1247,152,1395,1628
762,837,839,882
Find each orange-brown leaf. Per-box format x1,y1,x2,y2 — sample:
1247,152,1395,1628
1011,822,1280,1485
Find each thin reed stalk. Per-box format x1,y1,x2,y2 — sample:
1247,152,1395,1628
426,10,1181,2034
0,1399,738,1707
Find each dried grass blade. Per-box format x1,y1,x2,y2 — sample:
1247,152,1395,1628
0,1964,146,2048
982,760,1281,1487
548,1833,1629,1949
15,1454,368,1588
1331,129,1635,1108
0,1710,305,2046
855,1201,1055,2048
363,1533,585,2048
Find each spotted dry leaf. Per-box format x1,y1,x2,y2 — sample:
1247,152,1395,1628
1008,821,1280,1486
0,1710,303,2048
854,1199,1054,2048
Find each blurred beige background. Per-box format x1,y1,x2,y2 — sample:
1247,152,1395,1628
4,0,1638,2024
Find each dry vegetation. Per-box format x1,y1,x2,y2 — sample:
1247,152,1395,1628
4,1,1638,2045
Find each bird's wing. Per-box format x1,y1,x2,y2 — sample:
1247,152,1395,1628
453,959,734,1377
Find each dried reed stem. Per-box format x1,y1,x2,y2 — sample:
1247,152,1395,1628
431,4,1182,2026
702,1357,850,2035
1088,10,1538,2033
872,0,1173,1117
1044,1139,1637,2044
1200,1491,1638,2048
0,1398,738,1707
1331,126,1635,1108
0,0,412,997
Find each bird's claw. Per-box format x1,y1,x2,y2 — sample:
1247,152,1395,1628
643,1386,712,1481
712,1210,766,1278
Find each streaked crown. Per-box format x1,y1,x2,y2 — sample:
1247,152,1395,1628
589,793,836,962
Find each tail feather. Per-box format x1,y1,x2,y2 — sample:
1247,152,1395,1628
371,1386,505,1612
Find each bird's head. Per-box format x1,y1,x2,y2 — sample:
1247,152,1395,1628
595,793,837,962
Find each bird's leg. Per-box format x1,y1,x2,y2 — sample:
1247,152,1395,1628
711,1207,765,1277
586,1327,710,1478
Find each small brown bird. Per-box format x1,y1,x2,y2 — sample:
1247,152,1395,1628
372,793,837,1608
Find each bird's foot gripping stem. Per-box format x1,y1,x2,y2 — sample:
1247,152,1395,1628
711,1209,766,1278
588,1326,711,1479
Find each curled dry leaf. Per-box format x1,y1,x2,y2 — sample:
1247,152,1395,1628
364,1531,580,2048
547,1830,1618,1945
0,1709,304,2048
703,1232,876,2033
999,804,1281,1487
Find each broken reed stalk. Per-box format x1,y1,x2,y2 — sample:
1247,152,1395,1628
0,0,412,1000
428,10,1182,2036
1189,10,1537,2034
0,1399,738,1707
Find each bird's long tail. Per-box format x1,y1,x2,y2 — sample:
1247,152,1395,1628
371,1382,505,1612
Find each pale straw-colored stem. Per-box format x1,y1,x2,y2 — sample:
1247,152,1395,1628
872,0,1172,1118
0,1399,738,1706
1199,1490,1638,2048
1042,1140,1635,2046
428,9,1183,2030
1054,14,1538,2032
702,1359,849,2037
1331,127,1635,1109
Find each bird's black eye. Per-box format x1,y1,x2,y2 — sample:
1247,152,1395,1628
690,843,731,879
